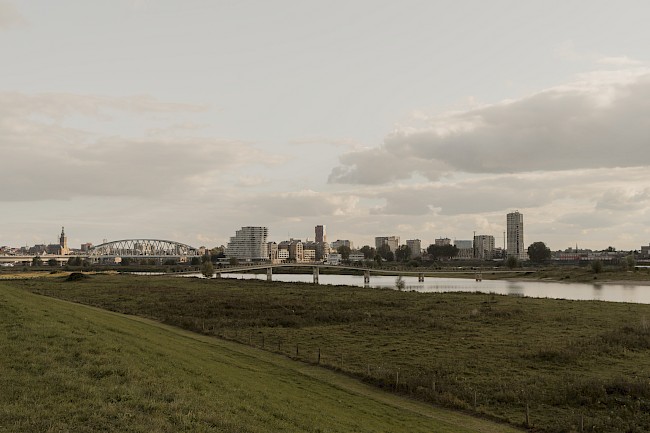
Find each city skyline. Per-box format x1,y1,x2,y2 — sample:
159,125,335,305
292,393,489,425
2,2,650,251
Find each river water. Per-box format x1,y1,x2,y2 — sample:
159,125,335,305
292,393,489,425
213,272,650,304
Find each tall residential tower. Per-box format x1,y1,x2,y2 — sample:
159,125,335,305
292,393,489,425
506,211,527,260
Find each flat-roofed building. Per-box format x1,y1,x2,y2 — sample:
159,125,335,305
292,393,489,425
406,239,422,258
474,235,495,260
375,236,399,252
226,226,269,262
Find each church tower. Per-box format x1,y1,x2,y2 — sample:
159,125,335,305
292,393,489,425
59,227,69,255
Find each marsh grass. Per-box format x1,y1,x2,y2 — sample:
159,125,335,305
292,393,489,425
13,274,650,432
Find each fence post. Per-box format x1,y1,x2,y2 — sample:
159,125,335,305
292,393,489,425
317,347,321,365
296,343,299,357
396,370,400,390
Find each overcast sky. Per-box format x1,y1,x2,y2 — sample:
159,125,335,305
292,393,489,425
2,1,650,251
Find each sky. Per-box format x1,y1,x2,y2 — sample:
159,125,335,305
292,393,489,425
2,1,650,251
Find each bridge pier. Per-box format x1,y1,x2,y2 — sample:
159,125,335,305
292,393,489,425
418,273,424,282
364,270,370,287
313,266,319,284
267,267,272,281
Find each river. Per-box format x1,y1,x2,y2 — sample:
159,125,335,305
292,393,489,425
210,272,650,304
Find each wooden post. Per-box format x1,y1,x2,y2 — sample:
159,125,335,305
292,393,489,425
267,267,272,281
395,370,400,390
364,270,370,286
278,338,281,352
249,333,252,346
296,343,299,357
317,347,321,365
525,402,530,427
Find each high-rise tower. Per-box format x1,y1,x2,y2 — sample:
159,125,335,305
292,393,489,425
315,225,326,244
506,211,526,260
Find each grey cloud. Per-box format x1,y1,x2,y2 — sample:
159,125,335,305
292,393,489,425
0,93,260,201
330,72,650,185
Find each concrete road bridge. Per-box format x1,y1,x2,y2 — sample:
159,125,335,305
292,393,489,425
198,262,529,285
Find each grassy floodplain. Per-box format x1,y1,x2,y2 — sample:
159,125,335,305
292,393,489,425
0,280,522,433
9,273,650,432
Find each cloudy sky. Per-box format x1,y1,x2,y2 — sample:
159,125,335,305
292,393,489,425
2,1,650,251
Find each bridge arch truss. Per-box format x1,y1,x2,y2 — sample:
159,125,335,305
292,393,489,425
88,239,200,260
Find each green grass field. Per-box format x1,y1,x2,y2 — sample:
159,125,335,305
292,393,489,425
9,273,650,432
0,280,522,433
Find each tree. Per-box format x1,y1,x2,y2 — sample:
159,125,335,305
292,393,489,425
360,245,376,259
395,245,412,262
376,244,394,261
426,244,459,261
624,254,636,271
506,255,519,269
201,261,214,278
31,256,43,267
47,258,58,266
121,257,132,266
190,256,201,266
527,241,551,263
337,245,351,260
591,260,603,274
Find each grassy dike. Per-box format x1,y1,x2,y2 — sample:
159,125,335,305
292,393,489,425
0,280,521,433
9,273,650,432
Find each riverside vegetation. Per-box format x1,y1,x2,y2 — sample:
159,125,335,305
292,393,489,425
0,280,520,433
10,273,650,432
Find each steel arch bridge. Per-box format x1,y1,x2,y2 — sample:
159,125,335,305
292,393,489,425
88,239,200,260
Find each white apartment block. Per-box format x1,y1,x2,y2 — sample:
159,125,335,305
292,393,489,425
225,226,269,262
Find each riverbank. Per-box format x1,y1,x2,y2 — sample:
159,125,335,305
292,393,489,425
11,273,650,433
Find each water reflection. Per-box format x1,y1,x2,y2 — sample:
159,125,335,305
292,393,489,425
214,273,650,304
